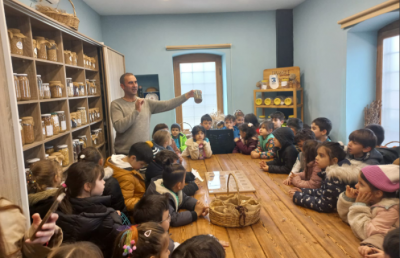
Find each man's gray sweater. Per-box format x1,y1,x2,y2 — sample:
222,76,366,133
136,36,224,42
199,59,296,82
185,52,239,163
111,94,188,154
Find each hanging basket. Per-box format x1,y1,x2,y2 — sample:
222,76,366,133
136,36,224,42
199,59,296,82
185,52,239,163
209,173,261,227
36,0,79,30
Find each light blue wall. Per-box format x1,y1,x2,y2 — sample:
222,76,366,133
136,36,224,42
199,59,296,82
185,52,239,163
17,0,103,41
345,31,377,136
101,11,276,132
293,0,386,142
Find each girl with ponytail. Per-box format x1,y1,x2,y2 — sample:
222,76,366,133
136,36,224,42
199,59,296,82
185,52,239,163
56,162,123,258
112,222,170,258
145,159,208,227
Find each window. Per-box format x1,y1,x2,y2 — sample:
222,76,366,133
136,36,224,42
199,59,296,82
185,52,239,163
173,54,223,130
377,21,399,144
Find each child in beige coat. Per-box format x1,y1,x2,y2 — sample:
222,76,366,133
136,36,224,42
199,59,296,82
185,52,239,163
337,164,399,256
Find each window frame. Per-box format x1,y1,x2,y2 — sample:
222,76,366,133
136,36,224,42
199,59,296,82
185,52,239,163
173,54,223,127
376,20,399,124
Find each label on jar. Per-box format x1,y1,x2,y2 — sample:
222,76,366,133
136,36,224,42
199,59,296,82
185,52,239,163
34,48,37,55
80,89,85,95
78,119,81,124
69,56,72,61
53,116,59,126
93,64,95,69
42,127,45,135
61,121,66,131
46,125,53,136
68,87,73,96
16,41,23,50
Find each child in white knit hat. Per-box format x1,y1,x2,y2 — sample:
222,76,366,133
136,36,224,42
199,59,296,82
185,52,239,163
337,164,399,257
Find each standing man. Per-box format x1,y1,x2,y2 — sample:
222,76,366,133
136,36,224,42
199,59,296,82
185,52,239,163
111,73,197,154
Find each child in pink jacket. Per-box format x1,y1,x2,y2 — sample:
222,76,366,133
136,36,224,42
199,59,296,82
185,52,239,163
284,140,322,189
337,164,399,255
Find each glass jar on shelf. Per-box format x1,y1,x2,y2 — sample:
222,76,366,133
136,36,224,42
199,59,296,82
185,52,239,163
89,80,97,95
72,82,80,97
78,135,87,149
284,96,293,106
51,152,63,167
49,81,63,98
14,73,21,101
45,145,54,156
26,158,40,168
79,82,85,96
71,52,78,66
70,112,77,128
72,139,81,163
47,39,58,62
41,120,46,139
56,111,67,132
51,113,60,135
32,39,37,58
264,97,273,106
19,119,25,145
91,132,98,146
77,107,87,125
57,145,69,167
91,57,96,70
43,83,51,99
66,78,74,97
41,114,53,138
98,128,104,144
35,36,48,60
75,110,82,127
18,74,31,101
95,108,101,120
88,57,92,68
37,75,44,100
22,116,35,144
8,28,26,55
274,96,284,106
64,50,72,65
85,79,90,94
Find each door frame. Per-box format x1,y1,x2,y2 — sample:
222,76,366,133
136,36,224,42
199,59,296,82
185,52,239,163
173,54,223,128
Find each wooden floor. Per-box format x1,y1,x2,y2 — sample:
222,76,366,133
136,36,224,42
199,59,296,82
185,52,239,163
169,154,361,258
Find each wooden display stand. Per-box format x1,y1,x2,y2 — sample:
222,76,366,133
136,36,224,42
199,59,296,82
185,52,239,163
254,66,304,120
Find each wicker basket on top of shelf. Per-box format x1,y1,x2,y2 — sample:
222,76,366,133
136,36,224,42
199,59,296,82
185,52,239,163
35,0,79,30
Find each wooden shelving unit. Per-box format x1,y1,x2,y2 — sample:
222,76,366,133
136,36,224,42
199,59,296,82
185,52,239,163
4,3,108,168
253,88,304,120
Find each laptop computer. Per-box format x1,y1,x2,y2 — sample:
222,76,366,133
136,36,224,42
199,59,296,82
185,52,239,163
207,129,236,154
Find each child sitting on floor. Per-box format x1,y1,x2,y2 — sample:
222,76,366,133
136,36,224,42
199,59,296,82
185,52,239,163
57,162,122,258
251,121,275,159
78,147,126,212
290,129,316,174
270,111,285,129
366,124,400,164
132,194,178,255
153,123,181,156
283,140,321,189
27,160,63,221
145,161,209,227
233,123,258,154
244,113,260,134
171,123,187,153
182,126,212,160
259,127,298,174
200,114,213,131
357,228,399,258
287,117,303,136
112,222,170,258
337,164,399,255
234,110,245,127
347,129,383,165
172,235,226,258
289,142,358,213
311,117,332,142
145,150,198,196
222,115,240,139
105,142,153,211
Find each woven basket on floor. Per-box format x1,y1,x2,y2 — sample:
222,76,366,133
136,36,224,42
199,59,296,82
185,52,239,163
209,173,261,227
